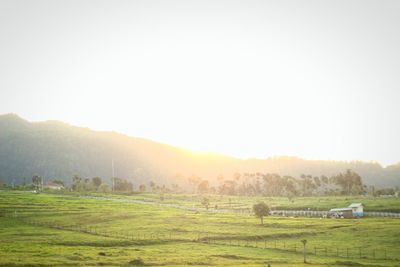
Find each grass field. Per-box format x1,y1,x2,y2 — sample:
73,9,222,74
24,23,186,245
96,193,400,212
1,191,400,266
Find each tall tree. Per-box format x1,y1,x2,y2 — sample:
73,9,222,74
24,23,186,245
72,175,82,191
32,175,42,191
197,180,210,194
92,177,102,189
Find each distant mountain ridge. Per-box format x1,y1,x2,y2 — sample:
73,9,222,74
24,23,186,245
0,114,399,187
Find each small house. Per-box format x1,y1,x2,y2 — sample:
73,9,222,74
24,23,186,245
44,181,64,190
348,203,363,217
329,203,364,218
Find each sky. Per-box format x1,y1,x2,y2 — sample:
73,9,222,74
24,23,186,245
0,0,400,165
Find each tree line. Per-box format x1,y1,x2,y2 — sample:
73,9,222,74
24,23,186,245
191,169,366,196
1,169,399,197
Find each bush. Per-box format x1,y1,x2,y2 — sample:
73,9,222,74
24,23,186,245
128,257,145,266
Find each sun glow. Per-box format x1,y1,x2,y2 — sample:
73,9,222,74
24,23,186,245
1,0,399,165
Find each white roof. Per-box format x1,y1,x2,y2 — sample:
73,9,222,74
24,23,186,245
330,208,352,212
348,203,363,208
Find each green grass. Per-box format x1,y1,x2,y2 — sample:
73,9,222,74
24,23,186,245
113,193,400,212
0,191,399,266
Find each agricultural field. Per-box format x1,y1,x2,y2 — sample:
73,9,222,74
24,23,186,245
1,191,400,266
96,193,400,213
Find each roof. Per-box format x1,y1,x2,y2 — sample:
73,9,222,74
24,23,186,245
348,203,363,208
329,208,352,212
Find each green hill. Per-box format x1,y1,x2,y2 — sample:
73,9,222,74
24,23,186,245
0,114,399,187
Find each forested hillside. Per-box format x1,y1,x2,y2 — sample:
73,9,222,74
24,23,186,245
0,114,399,187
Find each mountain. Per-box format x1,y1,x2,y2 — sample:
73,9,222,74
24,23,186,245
0,114,399,187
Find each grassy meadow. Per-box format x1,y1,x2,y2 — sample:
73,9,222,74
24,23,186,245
103,193,400,212
1,191,400,266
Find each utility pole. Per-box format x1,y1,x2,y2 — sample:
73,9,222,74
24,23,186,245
111,159,115,192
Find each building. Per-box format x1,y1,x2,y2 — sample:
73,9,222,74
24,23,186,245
348,203,364,217
43,181,64,190
329,203,364,218
329,207,353,218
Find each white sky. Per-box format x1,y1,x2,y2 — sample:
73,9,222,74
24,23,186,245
1,0,400,165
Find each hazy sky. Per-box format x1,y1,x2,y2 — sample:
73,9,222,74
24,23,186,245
1,0,400,165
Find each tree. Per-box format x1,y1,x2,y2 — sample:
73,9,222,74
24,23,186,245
218,180,237,195
72,175,82,191
332,169,363,195
171,183,181,193
112,177,133,192
83,178,94,191
149,181,156,192
252,202,270,225
139,184,146,193
188,175,201,193
99,183,110,193
233,172,241,182
197,180,210,194
92,177,102,189
201,197,210,210
217,174,225,184
301,239,308,263
32,175,42,191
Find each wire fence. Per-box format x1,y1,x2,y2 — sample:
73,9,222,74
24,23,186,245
364,211,400,218
270,210,400,218
271,210,328,217
2,211,399,262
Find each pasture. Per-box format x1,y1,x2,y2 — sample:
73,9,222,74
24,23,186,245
0,191,399,266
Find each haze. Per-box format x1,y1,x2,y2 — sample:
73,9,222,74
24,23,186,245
1,0,400,165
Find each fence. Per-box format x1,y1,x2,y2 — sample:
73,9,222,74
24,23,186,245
2,212,398,262
271,210,400,218
364,211,400,218
270,210,328,217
